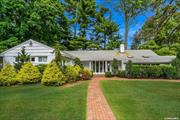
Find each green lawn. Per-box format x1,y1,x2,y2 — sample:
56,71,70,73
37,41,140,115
0,82,88,120
101,80,180,120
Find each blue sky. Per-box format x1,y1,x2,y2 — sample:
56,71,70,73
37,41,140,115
96,0,154,48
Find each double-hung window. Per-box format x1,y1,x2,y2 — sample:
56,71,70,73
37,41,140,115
38,56,47,62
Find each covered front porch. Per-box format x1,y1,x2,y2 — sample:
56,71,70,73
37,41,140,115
82,61,125,74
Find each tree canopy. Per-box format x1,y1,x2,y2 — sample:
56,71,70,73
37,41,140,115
0,0,69,52
0,0,179,55
132,0,179,55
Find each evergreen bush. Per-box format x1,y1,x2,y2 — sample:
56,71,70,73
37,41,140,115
65,65,80,82
41,62,65,86
16,62,41,84
0,64,17,86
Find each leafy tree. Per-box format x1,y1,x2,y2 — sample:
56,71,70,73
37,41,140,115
0,37,19,53
132,0,179,55
0,64,17,86
0,0,69,51
16,62,41,84
139,40,160,51
26,0,69,45
156,47,176,56
14,47,30,70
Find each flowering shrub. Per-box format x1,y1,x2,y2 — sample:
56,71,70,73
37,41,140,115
81,68,93,80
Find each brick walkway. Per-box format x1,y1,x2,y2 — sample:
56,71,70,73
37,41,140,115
87,77,116,120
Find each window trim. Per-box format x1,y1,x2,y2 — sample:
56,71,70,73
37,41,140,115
31,57,35,62
38,56,47,62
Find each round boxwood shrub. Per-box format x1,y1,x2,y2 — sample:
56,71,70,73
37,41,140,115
0,64,17,86
16,62,41,84
41,62,65,86
81,68,93,80
65,65,80,82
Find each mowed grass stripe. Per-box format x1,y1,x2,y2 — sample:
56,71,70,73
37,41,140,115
101,80,180,120
0,82,88,120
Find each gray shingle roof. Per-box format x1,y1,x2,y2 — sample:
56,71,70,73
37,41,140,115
64,50,175,64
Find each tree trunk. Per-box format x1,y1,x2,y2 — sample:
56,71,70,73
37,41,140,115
104,35,107,49
82,28,86,50
124,15,129,49
73,24,77,38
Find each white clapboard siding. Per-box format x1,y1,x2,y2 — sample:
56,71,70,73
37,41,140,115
1,39,55,65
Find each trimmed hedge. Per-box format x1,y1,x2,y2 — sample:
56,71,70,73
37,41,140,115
127,65,179,79
41,62,65,86
16,62,41,84
0,64,17,86
105,64,179,79
160,65,177,79
130,65,162,78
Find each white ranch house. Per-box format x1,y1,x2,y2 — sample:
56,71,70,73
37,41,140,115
0,39,176,74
